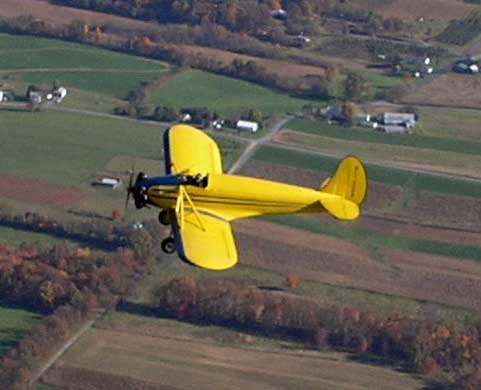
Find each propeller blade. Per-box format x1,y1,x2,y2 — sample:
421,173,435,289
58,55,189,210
124,168,135,210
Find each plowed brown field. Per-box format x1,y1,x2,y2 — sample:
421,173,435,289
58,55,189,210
235,160,481,310
0,175,83,208
178,45,326,80
44,327,424,390
371,0,476,20
401,74,481,109
234,219,481,310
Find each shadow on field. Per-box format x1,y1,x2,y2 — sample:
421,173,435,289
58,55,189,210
116,300,158,318
0,327,29,358
348,354,450,390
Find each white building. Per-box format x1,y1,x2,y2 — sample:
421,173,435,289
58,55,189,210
236,120,259,133
93,177,121,189
53,86,67,103
383,112,416,129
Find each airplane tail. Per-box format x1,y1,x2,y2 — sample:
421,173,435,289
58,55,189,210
319,156,368,220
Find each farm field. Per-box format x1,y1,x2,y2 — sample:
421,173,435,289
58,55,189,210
287,117,481,154
356,0,478,20
150,69,313,117
0,108,244,219
414,105,481,141
0,304,42,358
401,73,481,109
273,129,481,180
230,157,481,312
0,225,66,246
42,312,426,390
244,153,481,225
0,32,167,100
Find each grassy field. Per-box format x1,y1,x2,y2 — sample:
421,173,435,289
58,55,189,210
18,70,162,100
0,109,163,186
286,118,481,156
0,108,244,220
0,225,67,246
415,105,481,141
254,145,481,198
0,33,167,100
150,69,312,117
0,304,42,358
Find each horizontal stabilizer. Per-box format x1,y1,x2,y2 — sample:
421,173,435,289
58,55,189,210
320,197,360,220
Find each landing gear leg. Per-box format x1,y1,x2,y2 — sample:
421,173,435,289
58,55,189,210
158,209,171,225
161,236,176,254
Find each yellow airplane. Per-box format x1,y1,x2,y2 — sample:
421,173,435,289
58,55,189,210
126,124,368,271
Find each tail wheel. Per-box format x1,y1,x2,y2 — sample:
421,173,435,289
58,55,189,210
161,237,176,254
158,209,171,225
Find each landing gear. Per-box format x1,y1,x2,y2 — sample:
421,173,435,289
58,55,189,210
158,209,171,225
161,236,176,254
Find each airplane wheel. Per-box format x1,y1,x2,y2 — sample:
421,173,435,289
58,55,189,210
161,237,176,254
158,210,170,225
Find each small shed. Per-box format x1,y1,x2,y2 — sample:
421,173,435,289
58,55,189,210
93,177,122,189
236,120,259,133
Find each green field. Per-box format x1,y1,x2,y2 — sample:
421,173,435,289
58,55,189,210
0,34,164,71
0,33,167,99
19,70,162,100
264,214,481,262
254,145,481,198
151,69,312,116
0,304,42,358
287,118,481,156
0,109,164,186
0,225,66,246
415,105,481,141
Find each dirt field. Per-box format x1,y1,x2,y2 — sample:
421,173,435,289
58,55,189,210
0,0,153,29
370,0,477,20
0,175,83,208
178,45,326,81
401,74,481,109
44,327,424,390
234,219,481,311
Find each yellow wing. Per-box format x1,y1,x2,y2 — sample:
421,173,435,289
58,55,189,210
164,125,223,175
172,210,238,271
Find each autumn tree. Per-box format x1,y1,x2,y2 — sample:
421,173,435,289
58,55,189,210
344,72,373,102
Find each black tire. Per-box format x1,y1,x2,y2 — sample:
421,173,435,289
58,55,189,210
161,237,176,254
158,210,170,225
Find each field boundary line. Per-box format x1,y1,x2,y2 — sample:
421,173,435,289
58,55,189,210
30,311,105,385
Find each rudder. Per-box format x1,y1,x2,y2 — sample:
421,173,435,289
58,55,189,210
321,155,368,210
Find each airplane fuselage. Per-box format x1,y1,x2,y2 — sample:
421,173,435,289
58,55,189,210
145,173,328,221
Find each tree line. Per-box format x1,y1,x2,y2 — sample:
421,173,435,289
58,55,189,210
0,205,164,389
156,276,481,389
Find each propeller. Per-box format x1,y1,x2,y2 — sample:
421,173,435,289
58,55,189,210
124,168,135,211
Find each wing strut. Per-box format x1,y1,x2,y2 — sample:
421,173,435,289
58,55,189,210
175,186,206,232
